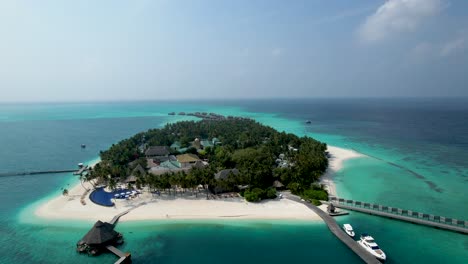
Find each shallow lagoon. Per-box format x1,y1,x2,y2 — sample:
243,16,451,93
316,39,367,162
1,99,467,263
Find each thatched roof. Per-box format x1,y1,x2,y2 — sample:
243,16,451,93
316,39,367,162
176,153,200,163
80,221,118,245
133,164,146,175
215,169,239,180
125,175,137,183
272,180,284,188
193,160,206,169
145,146,170,156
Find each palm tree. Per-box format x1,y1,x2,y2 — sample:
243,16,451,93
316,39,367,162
79,174,89,191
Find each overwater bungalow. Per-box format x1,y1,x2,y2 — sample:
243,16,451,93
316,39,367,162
76,220,123,256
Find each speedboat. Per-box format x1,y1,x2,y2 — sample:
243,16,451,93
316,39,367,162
357,233,386,261
343,224,355,237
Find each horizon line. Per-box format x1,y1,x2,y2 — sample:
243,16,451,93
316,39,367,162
1,96,468,104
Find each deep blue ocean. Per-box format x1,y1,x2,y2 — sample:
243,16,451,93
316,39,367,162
0,99,467,263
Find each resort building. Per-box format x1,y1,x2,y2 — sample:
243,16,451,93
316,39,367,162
148,159,183,175
125,164,146,184
76,220,123,255
170,141,188,153
212,169,240,193
272,180,285,190
176,154,201,168
145,146,170,159
192,138,202,149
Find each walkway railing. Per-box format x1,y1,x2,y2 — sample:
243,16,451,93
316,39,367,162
329,196,468,234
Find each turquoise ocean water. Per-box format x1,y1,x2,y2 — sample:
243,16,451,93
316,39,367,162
0,100,466,263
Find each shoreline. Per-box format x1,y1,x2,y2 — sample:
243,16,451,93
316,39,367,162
32,145,363,223
320,145,365,197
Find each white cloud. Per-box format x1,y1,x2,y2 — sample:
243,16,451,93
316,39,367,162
440,33,467,57
409,31,467,62
308,5,376,26
358,0,445,43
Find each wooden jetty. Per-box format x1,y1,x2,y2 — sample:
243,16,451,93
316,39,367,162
107,245,131,264
284,194,380,264
110,210,131,226
0,169,77,177
73,165,89,175
329,197,468,235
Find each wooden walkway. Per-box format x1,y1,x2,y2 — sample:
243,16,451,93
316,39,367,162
106,245,131,264
0,169,77,177
73,165,89,175
284,194,380,264
109,210,131,226
329,197,468,235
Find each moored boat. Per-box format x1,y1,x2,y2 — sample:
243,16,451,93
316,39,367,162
357,233,386,261
343,223,355,237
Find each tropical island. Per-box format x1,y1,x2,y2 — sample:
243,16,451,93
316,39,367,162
88,117,329,202
34,117,363,223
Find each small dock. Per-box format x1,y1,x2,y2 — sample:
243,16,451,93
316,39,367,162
329,197,468,235
329,211,349,217
284,194,380,264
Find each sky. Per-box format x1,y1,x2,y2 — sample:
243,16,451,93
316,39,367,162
0,0,468,102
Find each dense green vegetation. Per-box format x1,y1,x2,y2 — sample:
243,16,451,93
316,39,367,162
86,118,329,201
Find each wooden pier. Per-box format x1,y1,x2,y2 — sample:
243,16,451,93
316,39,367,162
0,169,77,177
328,197,468,235
0,164,89,177
106,245,131,264
109,210,131,226
73,165,89,175
284,194,380,264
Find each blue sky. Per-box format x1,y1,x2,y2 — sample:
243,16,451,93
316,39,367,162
0,0,467,101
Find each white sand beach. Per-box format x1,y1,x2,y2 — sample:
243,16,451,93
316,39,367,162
35,145,362,222
35,182,321,222
320,146,365,196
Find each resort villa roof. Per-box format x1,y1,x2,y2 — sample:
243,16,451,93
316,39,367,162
80,221,119,246
145,146,170,156
272,180,285,188
214,169,239,180
132,164,146,175
170,141,181,149
159,160,181,169
170,141,188,153
125,164,146,183
200,140,214,148
176,153,200,163
125,175,137,183
193,160,207,169
149,160,184,175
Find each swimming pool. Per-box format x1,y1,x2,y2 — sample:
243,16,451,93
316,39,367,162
89,187,133,206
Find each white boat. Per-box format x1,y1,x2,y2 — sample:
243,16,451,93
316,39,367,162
342,224,355,237
357,233,386,261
